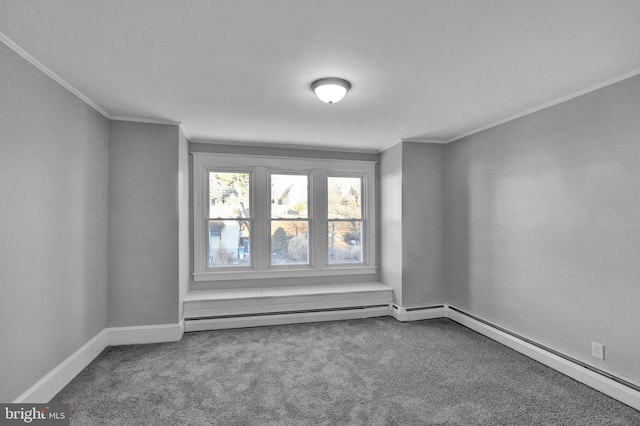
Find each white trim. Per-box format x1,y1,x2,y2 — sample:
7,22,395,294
109,115,181,126
391,305,447,322
184,283,393,318
10,308,640,410
447,68,640,143
0,31,191,133
193,153,377,281
400,138,447,144
12,329,110,403
12,322,186,402
0,31,110,118
179,124,192,141
192,152,377,169
446,307,640,411
193,266,378,281
582,369,640,412
108,322,184,346
391,304,640,409
190,138,380,155
184,305,391,332
5,28,639,152
11,304,640,412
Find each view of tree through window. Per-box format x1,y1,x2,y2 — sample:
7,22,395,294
208,171,251,268
270,174,309,265
328,176,363,264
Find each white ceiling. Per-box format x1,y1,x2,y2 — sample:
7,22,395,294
2,0,640,152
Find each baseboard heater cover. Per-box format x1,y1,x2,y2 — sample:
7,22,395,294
187,304,391,322
393,304,446,312
184,304,392,332
447,305,640,395
391,304,447,322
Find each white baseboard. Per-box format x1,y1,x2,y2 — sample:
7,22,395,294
12,329,110,403
12,321,185,403
446,306,640,411
108,321,185,346
185,306,391,332
581,369,640,411
391,304,446,322
13,308,640,412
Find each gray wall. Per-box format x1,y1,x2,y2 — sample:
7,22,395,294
0,44,109,402
178,129,190,319
108,121,180,326
402,142,446,306
446,75,640,383
379,142,447,307
380,143,404,303
189,142,380,290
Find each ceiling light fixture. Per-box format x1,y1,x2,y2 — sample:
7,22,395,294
311,77,351,104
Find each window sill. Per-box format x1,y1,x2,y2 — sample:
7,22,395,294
193,266,378,282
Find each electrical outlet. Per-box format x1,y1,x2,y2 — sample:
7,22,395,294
592,341,605,360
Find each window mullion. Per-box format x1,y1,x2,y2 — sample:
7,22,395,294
254,166,269,271
365,170,376,267
312,169,328,267
193,163,207,274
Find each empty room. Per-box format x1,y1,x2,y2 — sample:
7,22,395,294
1,1,639,424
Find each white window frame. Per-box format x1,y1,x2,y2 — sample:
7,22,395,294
268,170,312,268
326,172,365,265
193,152,377,281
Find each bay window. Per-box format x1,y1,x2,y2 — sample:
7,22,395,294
193,153,376,281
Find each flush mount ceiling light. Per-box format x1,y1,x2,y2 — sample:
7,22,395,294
311,77,352,104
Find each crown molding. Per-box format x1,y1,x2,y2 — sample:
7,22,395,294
447,68,640,143
190,138,380,155
179,124,192,141
1,31,190,138
5,29,639,149
110,116,190,141
379,138,446,154
0,31,111,118
401,138,447,144
109,115,181,126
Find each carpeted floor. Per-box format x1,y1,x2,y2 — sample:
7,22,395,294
52,318,640,425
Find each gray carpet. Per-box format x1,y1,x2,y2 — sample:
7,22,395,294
52,318,640,425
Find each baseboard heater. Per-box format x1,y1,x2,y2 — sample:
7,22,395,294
184,304,391,332
393,304,446,312
448,306,640,394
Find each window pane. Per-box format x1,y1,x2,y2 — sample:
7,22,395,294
208,219,251,268
328,221,362,264
271,221,309,265
271,174,308,219
209,172,250,218
328,177,361,219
